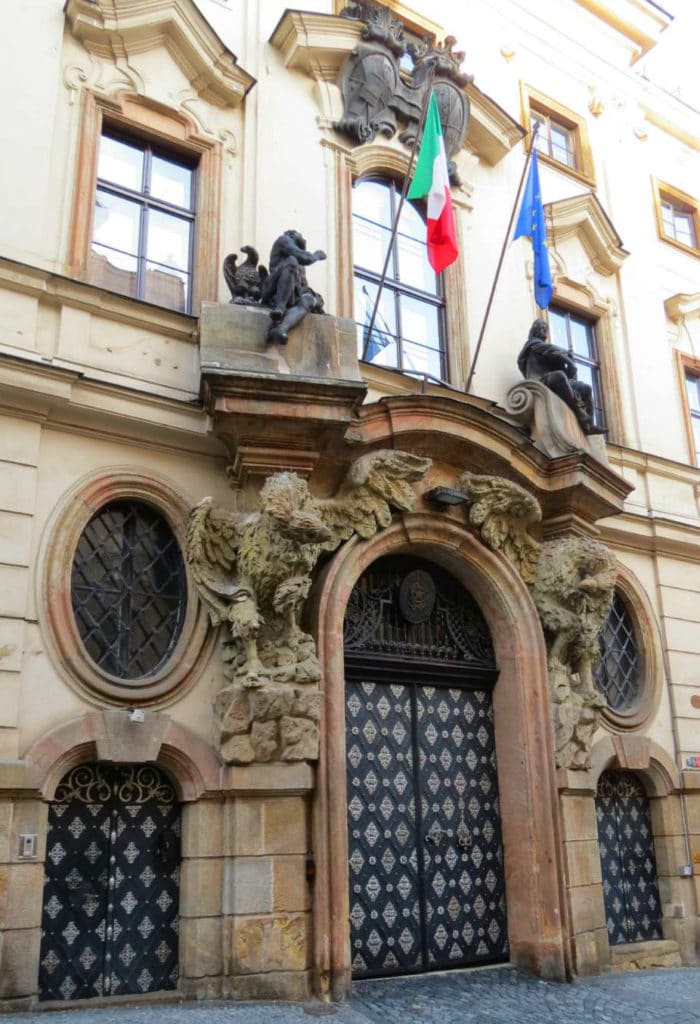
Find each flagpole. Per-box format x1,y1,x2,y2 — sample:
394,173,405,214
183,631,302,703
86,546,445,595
361,64,437,362
464,123,541,394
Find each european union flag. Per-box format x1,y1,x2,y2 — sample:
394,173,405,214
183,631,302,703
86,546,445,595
513,149,553,309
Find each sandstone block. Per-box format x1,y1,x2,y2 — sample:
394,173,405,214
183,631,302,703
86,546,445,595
217,687,252,737
565,840,602,887
291,690,323,722
263,797,307,854
182,800,224,858
570,930,601,976
252,687,294,722
0,803,10,862
272,855,310,912
226,799,263,856
221,733,255,765
226,856,273,915
560,795,597,843
180,917,223,978
179,858,224,918
0,863,44,930
233,913,310,974
224,969,311,1001
279,716,319,761
568,883,606,935
251,720,279,762
0,928,40,998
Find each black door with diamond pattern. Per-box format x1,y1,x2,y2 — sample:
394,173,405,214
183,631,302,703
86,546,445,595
344,556,508,978
596,770,662,945
39,763,180,1001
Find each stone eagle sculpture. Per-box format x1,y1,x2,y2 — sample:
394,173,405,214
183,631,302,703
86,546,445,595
442,470,616,770
223,245,267,304
186,450,431,763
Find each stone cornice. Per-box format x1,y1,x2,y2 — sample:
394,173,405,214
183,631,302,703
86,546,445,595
269,9,523,165
572,0,671,64
64,0,256,107
665,291,700,323
546,192,629,275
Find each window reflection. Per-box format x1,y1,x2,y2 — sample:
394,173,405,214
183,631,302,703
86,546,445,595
352,179,446,379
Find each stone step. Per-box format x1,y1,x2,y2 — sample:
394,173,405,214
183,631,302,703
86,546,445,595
609,939,682,972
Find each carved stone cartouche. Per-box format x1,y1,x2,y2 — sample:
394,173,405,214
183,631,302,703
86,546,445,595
435,470,616,770
336,4,471,185
187,449,431,764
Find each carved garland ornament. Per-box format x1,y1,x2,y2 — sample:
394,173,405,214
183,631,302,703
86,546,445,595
435,471,615,770
187,450,431,765
336,3,472,185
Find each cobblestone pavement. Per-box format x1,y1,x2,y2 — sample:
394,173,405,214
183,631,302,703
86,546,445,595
5,967,700,1024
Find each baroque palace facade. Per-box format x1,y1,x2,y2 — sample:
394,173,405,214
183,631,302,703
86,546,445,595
0,0,699,1008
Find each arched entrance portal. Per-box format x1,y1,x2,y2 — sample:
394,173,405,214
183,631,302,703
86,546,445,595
39,763,180,1001
595,770,662,945
344,555,507,977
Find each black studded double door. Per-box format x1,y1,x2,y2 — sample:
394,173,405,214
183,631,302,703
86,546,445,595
344,556,508,978
596,770,662,945
39,763,180,1001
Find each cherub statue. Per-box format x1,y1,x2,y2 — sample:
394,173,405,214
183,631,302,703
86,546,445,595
259,229,326,344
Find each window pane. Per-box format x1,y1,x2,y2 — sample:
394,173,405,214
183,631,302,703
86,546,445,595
400,294,441,351
397,201,425,243
97,135,143,191
402,339,443,380
146,210,191,271
548,309,568,349
686,374,700,412
661,202,675,236
353,216,394,277
674,211,696,248
93,189,140,255
550,124,575,167
353,181,392,227
355,277,397,366
692,415,700,462
151,154,193,209
89,244,138,298
396,231,436,293
574,360,594,390
569,318,593,358
144,262,189,313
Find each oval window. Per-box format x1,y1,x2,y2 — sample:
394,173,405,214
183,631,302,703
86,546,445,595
593,592,641,711
71,500,187,680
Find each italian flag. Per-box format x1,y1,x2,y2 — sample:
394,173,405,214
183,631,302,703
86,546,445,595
408,92,458,273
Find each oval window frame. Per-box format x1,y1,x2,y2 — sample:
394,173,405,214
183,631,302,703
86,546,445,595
596,565,663,732
39,470,213,706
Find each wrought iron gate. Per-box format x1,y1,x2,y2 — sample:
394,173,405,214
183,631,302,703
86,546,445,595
344,557,508,978
596,770,662,945
39,763,180,1001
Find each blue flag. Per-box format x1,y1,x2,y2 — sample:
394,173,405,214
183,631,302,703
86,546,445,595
513,150,553,309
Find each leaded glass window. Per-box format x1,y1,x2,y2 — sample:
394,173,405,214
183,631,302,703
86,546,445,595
71,501,187,680
594,593,640,710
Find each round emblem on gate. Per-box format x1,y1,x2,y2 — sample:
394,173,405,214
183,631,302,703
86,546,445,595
399,569,436,623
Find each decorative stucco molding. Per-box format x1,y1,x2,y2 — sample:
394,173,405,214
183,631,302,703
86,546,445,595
64,0,255,106
546,193,629,276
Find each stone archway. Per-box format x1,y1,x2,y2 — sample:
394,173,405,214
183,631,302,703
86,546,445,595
310,513,567,998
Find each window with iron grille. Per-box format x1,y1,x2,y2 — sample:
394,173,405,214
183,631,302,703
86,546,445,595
594,593,641,711
352,178,447,381
71,501,187,681
548,306,606,430
89,131,196,313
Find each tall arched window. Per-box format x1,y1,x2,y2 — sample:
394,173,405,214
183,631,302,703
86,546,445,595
352,178,447,380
